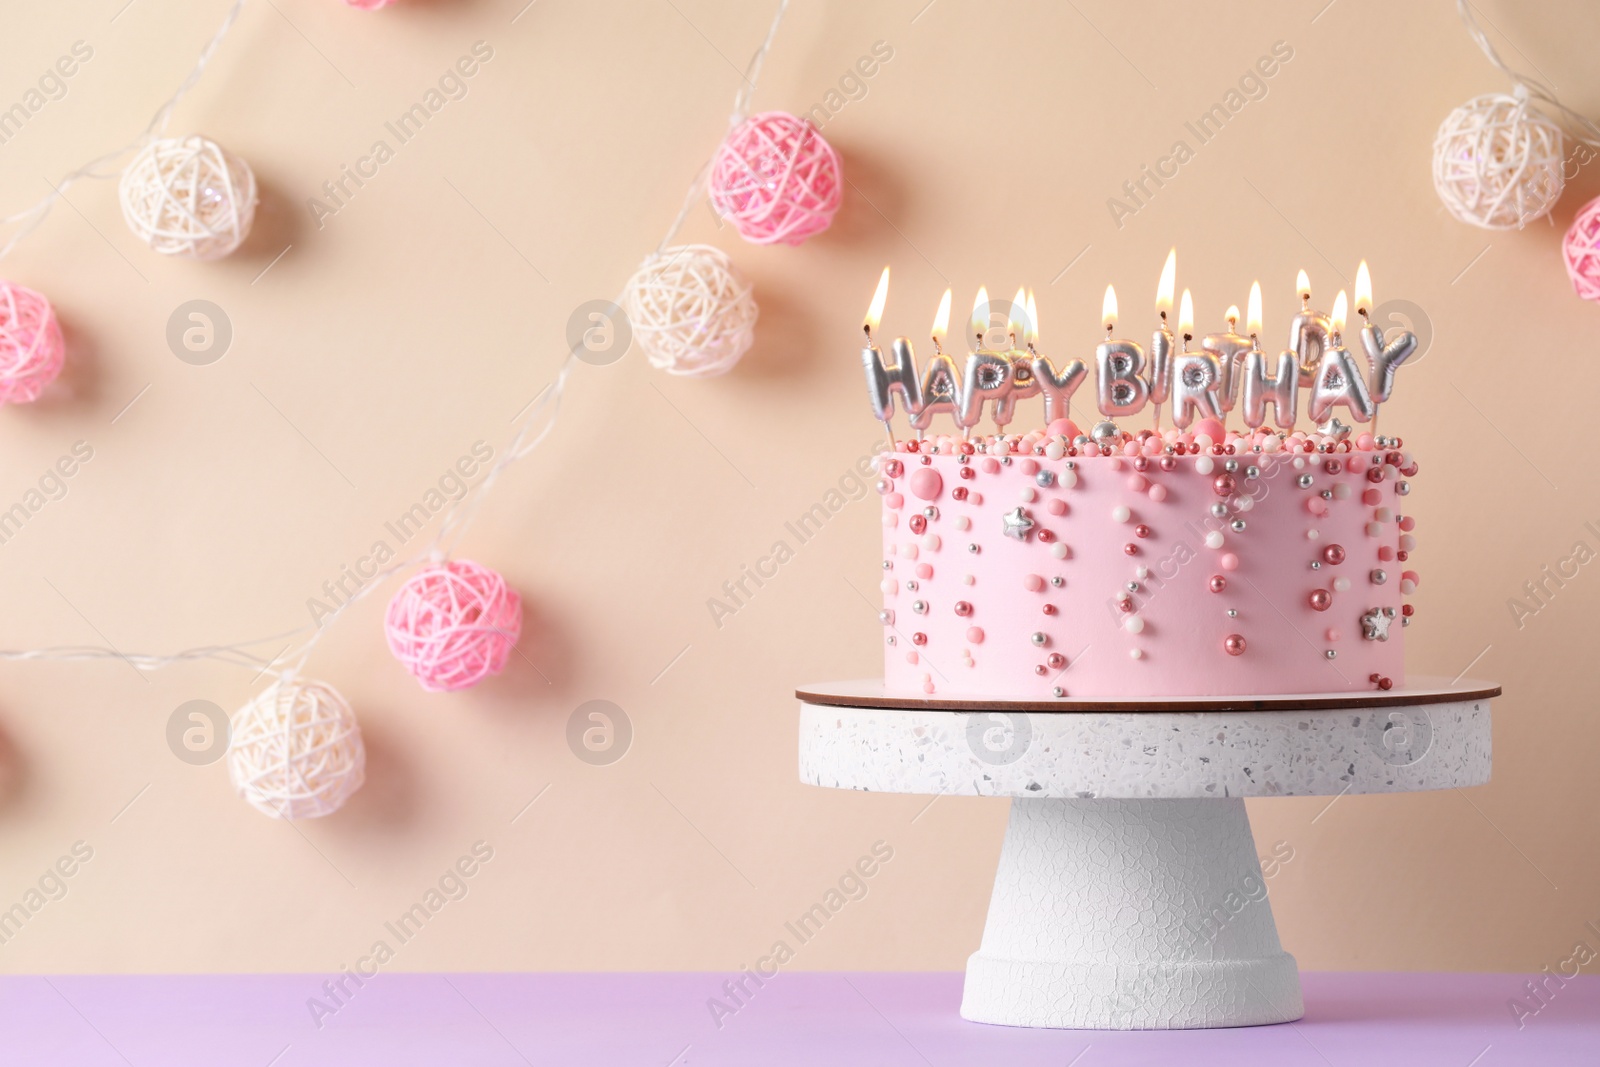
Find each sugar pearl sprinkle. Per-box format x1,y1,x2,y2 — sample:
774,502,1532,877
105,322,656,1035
878,426,1415,694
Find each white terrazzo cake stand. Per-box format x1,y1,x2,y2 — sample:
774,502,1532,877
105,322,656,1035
796,677,1497,1030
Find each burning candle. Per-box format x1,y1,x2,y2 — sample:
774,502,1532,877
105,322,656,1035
1354,259,1418,440
913,287,963,432
1200,301,1253,423
1287,269,1332,386
1166,288,1224,430
1306,289,1375,425
1150,248,1176,431
1095,284,1151,418
1028,287,1086,426
959,285,1019,432
1239,280,1298,430
861,267,920,447
996,285,1041,428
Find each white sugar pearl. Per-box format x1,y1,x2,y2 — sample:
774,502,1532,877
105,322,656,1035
1205,531,1225,550
1124,616,1145,634
1050,543,1068,559
1236,495,1254,512
1020,486,1037,502
1333,482,1351,500
880,578,897,595
883,513,897,528
1136,565,1150,579
900,543,919,559
1333,576,1351,592
1375,506,1393,523
1262,436,1281,453
1045,442,1065,460
1400,578,1416,595
1292,456,1307,470
1061,469,1078,489
921,534,940,551
1112,505,1131,523
1130,648,1144,660
1366,522,1383,537
954,515,971,531
962,574,975,585
1194,434,1214,450
1196,456,1215,475
1307,528,1320,540
1400,534,1416,551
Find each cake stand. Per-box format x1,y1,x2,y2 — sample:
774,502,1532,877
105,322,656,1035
796,677,1497,1030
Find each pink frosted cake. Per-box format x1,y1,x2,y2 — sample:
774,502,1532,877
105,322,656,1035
876,426,1416,699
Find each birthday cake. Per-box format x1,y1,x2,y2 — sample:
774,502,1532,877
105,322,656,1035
864,258,1419,700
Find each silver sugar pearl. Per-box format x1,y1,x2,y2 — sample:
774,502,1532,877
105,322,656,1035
1230,519,1246,532
1036,470,1057,488
1402,616,1410,627
1224,459,1239,473
876,479,891,493
1126,581,1139,592
1371,569,1387,584
1210,502,1229,519
1001,455,1013,465
878,609,894,624
923,506,939,519
1320,489,1333,500
887,635,896,645
1326,649,1337,659
1052,686,1065,697
1310,560,1321,570
1396,481,1410,496
1091,421,1121,445
911,599,926,614
1227,608,1238,617
1297,474,1314,489
882,560,893,569
906,579,918,591
1245,465,1261,479
1064,460,1077,470
1050,576,1064,587
1030,632,1047,646
968,543,980,554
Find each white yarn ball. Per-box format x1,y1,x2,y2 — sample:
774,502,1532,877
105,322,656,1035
1432,90,1565,230
119,135,258,259
624,244,758,377
227,677,365,819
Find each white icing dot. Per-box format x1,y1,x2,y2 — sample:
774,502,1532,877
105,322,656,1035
1333,576,1352,592
1130,648,1144,660
1196,456,1215,476
954,515,971,531
1060,469,1078,489
1124,616,1145,634
881,578,897,595
900,543,919,559
1292,456,1307,470
1135,565,1150,579
1112,505,1131,523
1236,495,1254,512
921,534,941,551
1020,486,1037,502
962,574,976,585
1205,531,1225,550
883,513,897,528
1050,543,1068,559
1307,528,1320,540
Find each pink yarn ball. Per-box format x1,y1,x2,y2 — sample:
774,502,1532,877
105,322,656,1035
385,559,522,692
708,111,842,246
1563,195,1600,302
0,281,64,405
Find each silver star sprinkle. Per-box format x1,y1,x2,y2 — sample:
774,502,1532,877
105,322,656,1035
1317,417,1352,442
1360,607,1396,641
1002,506,1035,541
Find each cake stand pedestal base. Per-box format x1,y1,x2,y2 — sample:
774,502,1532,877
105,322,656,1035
962,796,1300,1029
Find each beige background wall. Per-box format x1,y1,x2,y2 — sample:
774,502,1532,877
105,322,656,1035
0,0,1593,977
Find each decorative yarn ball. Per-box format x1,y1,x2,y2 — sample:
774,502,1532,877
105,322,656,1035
119,135,257,259
1432,90,1565,230
385,559,522,692
709,111,842,246
1562,195,1600,301
227,678,365,819
0,281,64,404
624,244,758,377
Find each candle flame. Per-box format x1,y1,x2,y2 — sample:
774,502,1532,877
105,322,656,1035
1102,284,1118,329
931,288,952,343
1178,288,1194,335
1156,248,1176,314
1247,281,1262,337
1026,289,1040,347
1331,289,1348,334
1355,260,1372,316
864,266,890,332
971,286,989,342
1226,304,1240,327
1296,269,1310,298
1009,286,1027,343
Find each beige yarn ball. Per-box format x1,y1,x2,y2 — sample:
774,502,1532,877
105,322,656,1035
624,244,758,377
119,135,257,259
227,677,365,819
1432,90,1565,230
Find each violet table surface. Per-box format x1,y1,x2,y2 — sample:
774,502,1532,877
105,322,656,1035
0,971,1592,1066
